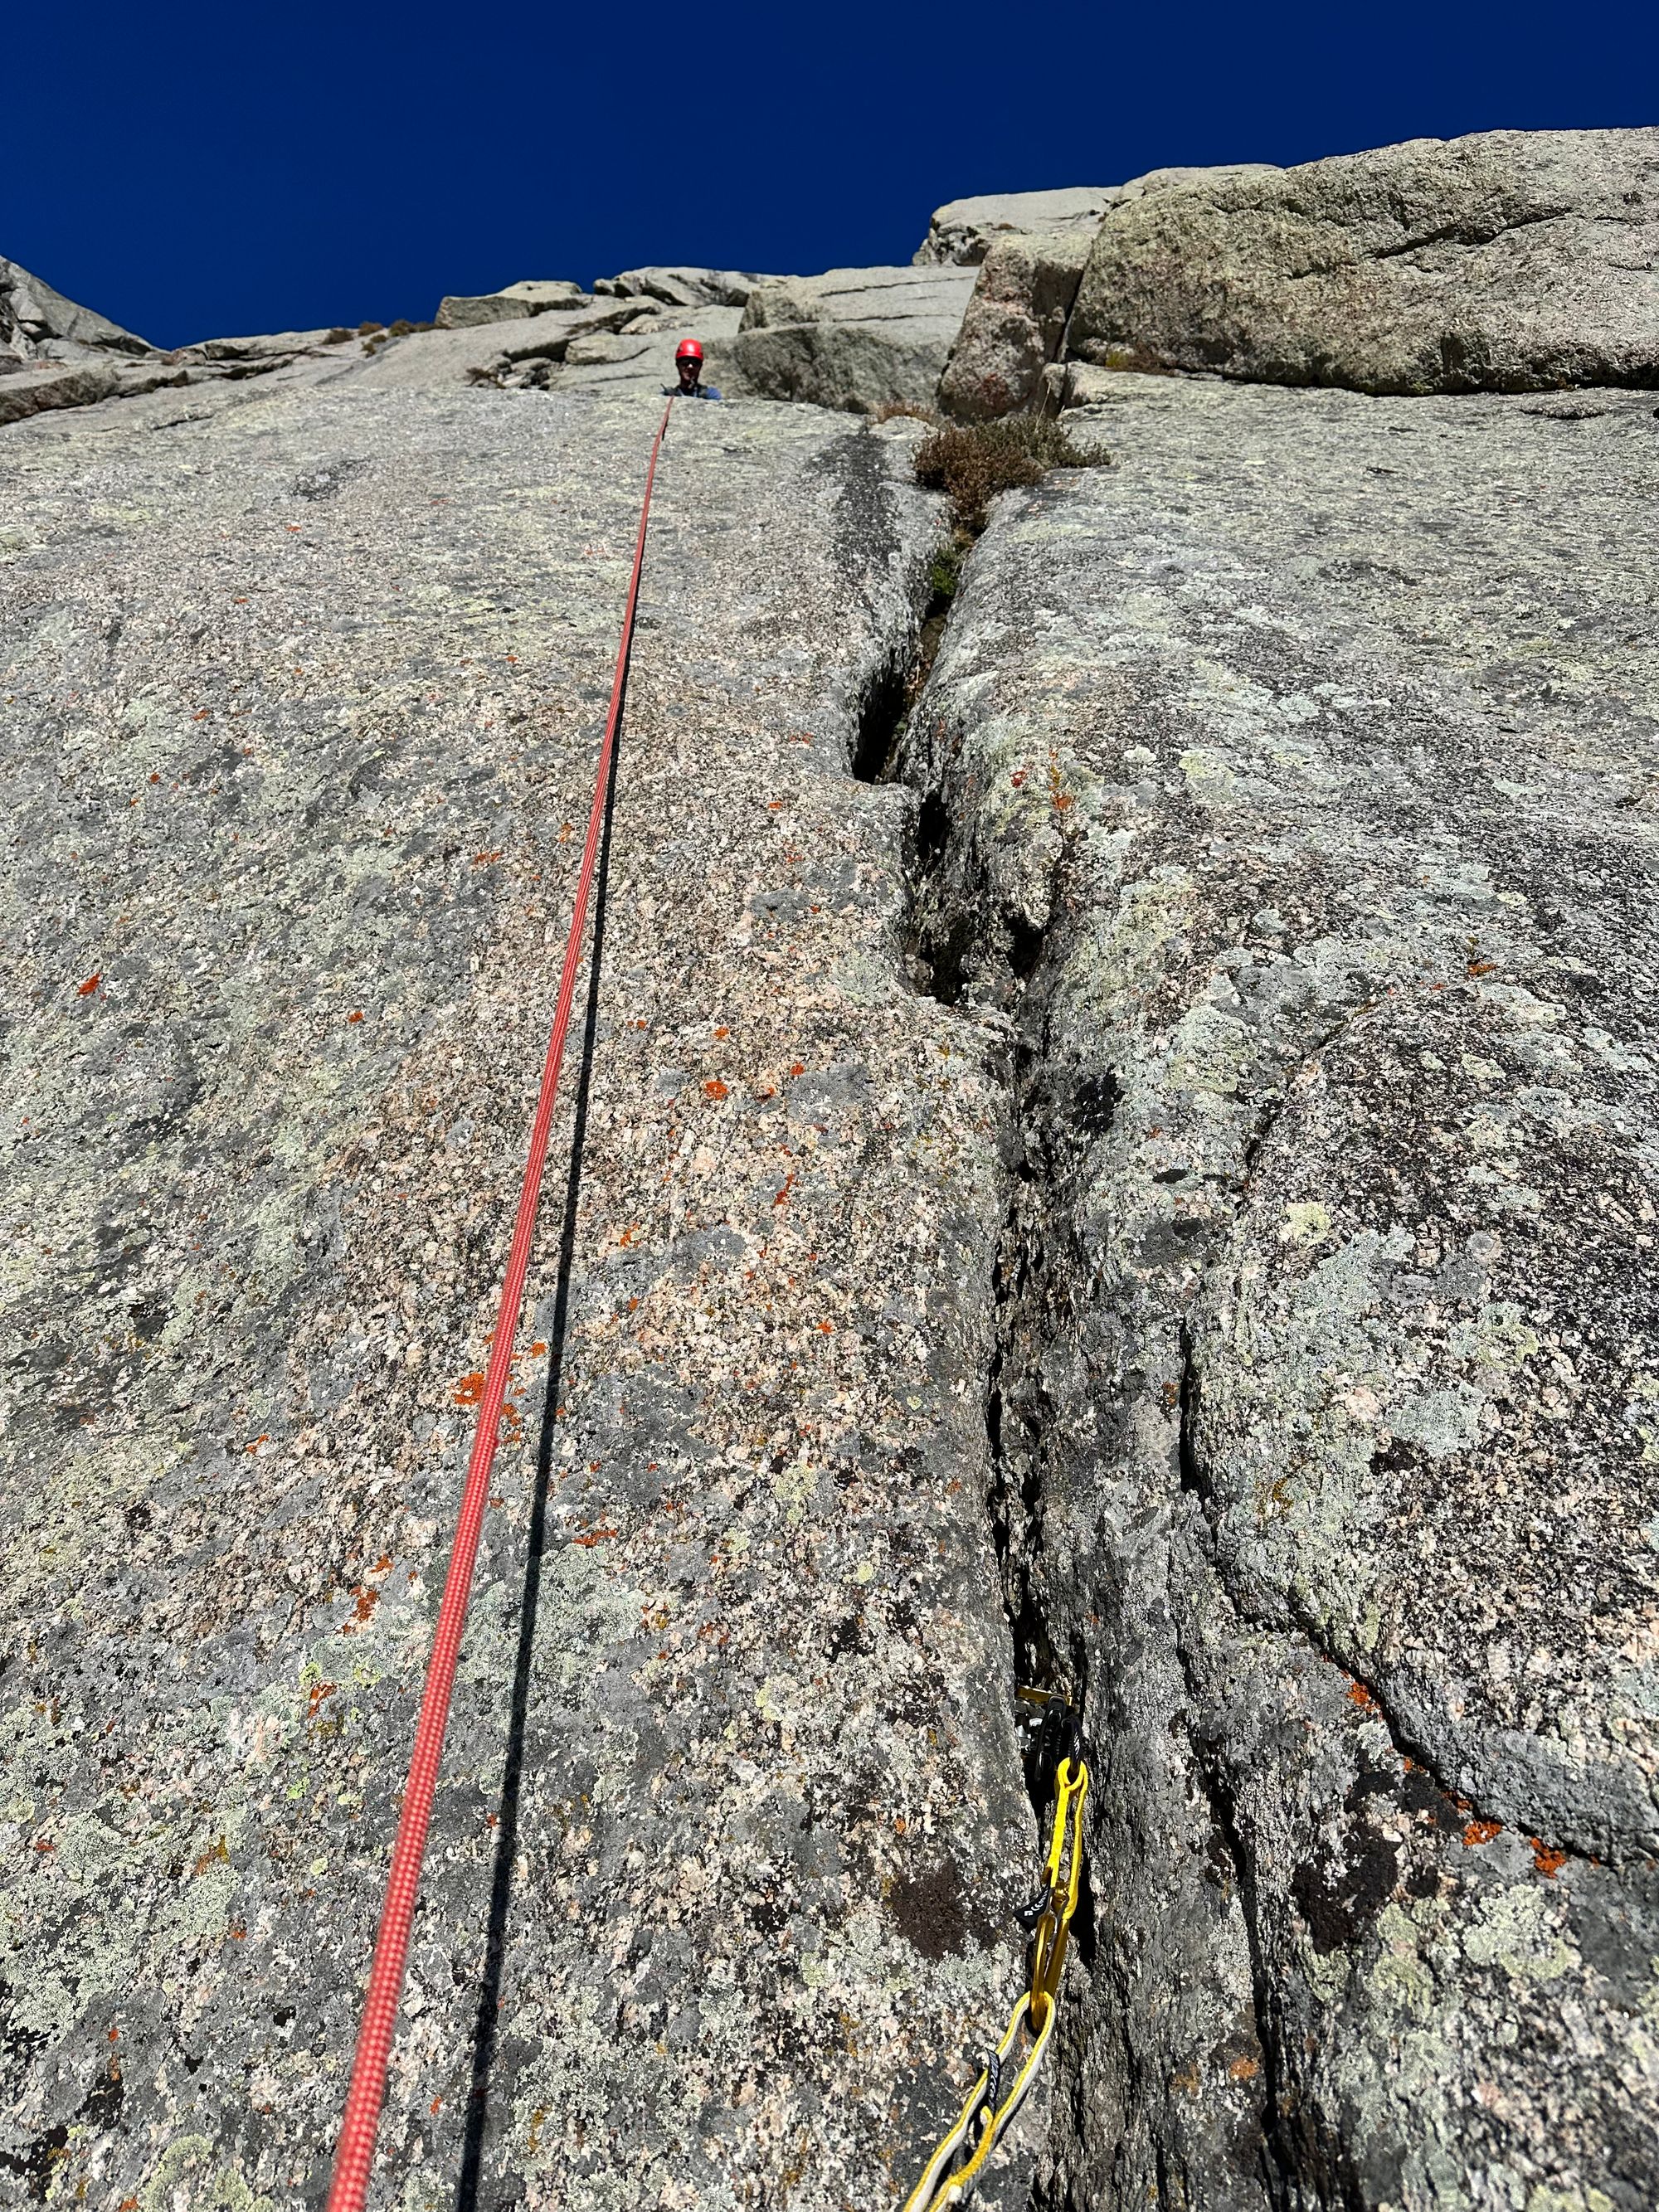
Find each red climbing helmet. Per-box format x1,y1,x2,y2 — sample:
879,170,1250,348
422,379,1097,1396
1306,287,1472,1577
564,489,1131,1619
675,338,704,362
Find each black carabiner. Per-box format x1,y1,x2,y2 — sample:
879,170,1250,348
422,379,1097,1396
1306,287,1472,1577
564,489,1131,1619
1019,1688,1083,1804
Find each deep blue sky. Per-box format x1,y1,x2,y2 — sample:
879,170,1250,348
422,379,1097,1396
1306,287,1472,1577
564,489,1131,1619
7,1,1657,349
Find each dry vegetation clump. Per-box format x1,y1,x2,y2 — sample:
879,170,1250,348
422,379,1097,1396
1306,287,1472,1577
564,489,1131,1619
358,318,433,357
913,416,1107,532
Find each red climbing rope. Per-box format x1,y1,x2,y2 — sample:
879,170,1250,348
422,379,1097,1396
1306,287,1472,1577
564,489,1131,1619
326,400,674,2212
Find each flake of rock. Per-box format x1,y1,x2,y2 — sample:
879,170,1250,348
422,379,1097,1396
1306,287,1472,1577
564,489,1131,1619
901,367,1659,2207
435,280,588,328
736,267,976,415
176,329,340,362
1,253,154,362
1069,126,1659,393
939,231,1095,421
0,358,121,425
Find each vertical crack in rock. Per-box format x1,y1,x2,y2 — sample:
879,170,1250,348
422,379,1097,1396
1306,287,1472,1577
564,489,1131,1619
1174,1322,1209,1511
859,376,1659,2212
859,494,1532,2212
854,528,1070,1699
850,654,912,785
857,536,1103,2200
1175,1339,1358,2212
1185,1741,1365,2212
9,328,1657,2212
849,569,956,790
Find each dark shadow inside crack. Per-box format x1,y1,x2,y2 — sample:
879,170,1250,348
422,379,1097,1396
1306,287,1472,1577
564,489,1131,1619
1193,1751,1367,2212
850,557,956,790
1176,1321,1214,1516
850,652,910,783
1007,914,1044,984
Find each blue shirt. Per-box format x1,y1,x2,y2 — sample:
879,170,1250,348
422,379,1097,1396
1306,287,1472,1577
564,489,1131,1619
664,382,722,401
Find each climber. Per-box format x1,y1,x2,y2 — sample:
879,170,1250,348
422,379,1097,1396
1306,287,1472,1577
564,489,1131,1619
665,338,722,401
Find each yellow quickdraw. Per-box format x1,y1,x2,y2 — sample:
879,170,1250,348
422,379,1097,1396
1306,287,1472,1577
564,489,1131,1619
900,1689,1090,2212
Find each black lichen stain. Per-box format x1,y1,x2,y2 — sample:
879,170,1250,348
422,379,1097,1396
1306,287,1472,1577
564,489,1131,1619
1292,1830,1400,1955
0,2122,68,2205
1072,1070,1121,1143
1369,1435,1426,1478
1291,1766,1405,1955
825,1612,869,1661
81,2063,124,2133
1289,1749,1475,1955
891,1859,972,1961
0,2061,122,2207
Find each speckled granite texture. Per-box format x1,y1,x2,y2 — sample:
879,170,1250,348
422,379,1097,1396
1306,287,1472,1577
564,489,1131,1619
2,349,1657,2212
901,374,1658,2211
0,376,1039,2210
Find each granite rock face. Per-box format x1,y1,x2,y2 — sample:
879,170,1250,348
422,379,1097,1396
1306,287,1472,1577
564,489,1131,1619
435,281,588,328
736,266,977,413
1069,128,1659,393
914,188,1120,267
0,255,153,364
0,374,1043,2210
538,304,747,398
0,258,159,424
1115,163,1282,202
3,128,1659,2212
896,372,1659,2212
914,170,1282,269
933,168,1288,422
938,231,1094,421
593,267,763,309
337,298,737,394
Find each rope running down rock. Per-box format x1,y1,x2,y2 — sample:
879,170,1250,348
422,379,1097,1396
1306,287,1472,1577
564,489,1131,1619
326,400,674,2212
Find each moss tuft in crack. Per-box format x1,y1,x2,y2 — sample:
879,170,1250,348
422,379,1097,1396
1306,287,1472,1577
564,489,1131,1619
927,540,962,602
913,418,1110,535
